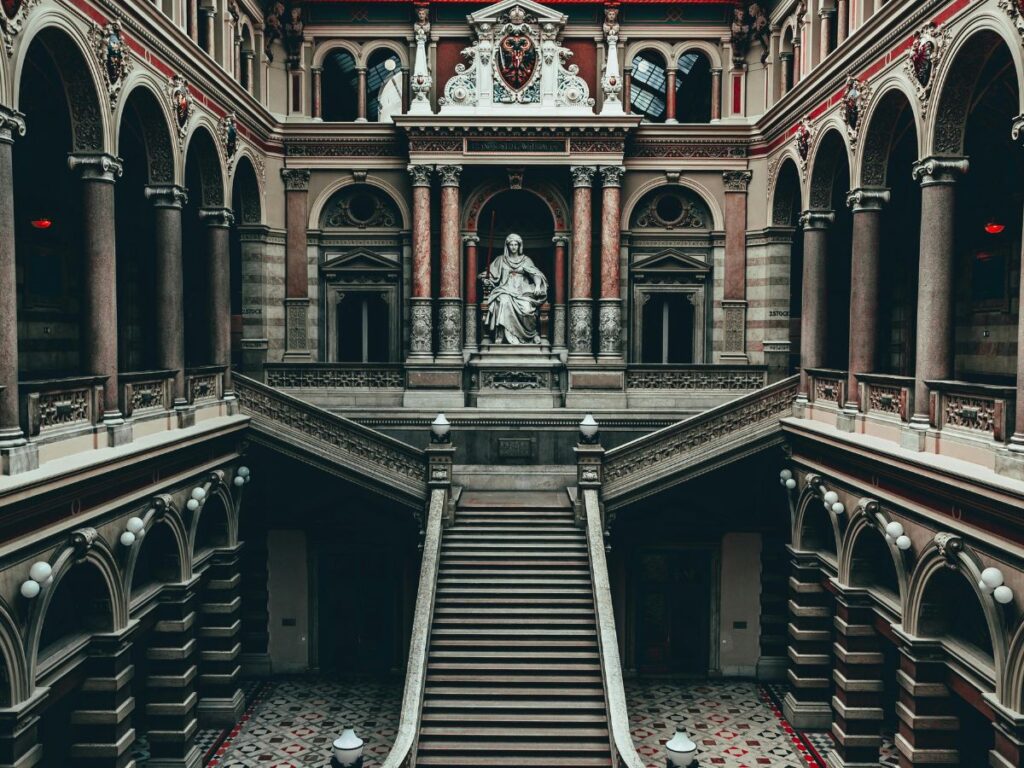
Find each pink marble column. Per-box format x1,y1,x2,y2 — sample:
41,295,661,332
779,54,792,96
281,168,311,360
845,188,889,412
623,69,632,114
798,210,835,400
409,164,434,358
569,166,596,357
553,236,568,350
311,67,323,119
722,171,753,360
908,156,968,432
463,234,480,352
819,9,832,59
665,68,678,124
837,0,849,44
793,39,802,84
356,68,368,122
437,165,462,358
599,166,624,359
711,68,723,121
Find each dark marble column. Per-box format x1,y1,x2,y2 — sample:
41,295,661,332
0,108,37,474
894,634,959,767
408,164,434,360
598,166,624,359
145,185,189,410
569,166,596,358
908,157,968,433
311,67,323,119
553,236,568,352
783,547,834,730
69,152,129,442
722,171,753,362
665,68,677,123
280,169,311,361
797,210,834,401
201,8,215,56
70,633,137,768
1005,120,1024,458
711,68,723,120
463,234,480,353
197,546,245,727
199,208,234,395
437,165,463,359
779,55,792,96
844,188,889,414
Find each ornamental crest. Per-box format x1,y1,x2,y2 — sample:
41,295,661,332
220,111,238,162
904,22,948,111
795,119,814,175
90,19,133,110
840,75,870,146
497,8,538,92
999,0,1024,39
168,75,193,142
1,0,38,56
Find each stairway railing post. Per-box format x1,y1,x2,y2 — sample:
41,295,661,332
426,423,455,526
574,416,605,528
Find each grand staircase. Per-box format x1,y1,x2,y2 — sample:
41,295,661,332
416,491,613,767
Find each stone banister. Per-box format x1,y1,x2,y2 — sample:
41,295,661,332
602,375,799,509
233,373,427,508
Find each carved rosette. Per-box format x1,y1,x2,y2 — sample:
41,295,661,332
437,299,463,356
904,22,948,115
410,300,433,355
167,75,194,144
90,19,133,111
598,302,621,356
0,0,38,56
568,301,592,354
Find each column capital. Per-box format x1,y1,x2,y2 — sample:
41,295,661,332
799,209,834,230
599,165,625,188
408,163,433,187
462,233,480,245
552,235,569,246
437,164,463,187
722,170,753,192
280,168,311,191
0,107,26,145
145,184,189,209
570,165,597,188
778,52,793,61
911,155,969,186
846,186,890,212
199,207,235,228
310,64,322,73
1011,113,1024,144
68,152,123,183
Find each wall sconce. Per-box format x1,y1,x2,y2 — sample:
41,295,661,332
579,413,599,444
779,469,797,490
884,521,912,550
979,567,1014,604
20,561,52,599
234,465,251,487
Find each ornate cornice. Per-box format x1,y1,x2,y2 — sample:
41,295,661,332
280,168,311,191
722,170,753,192
911,156,969,187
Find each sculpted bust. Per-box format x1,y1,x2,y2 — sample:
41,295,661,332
480,233,548,344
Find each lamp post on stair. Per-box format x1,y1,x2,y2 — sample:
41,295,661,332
574,413,604,525
427,413,456,525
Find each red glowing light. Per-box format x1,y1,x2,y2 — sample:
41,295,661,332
30,218,52,230
975,251,993,262
984,221,1005,235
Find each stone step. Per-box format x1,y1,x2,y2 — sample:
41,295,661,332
416,756,611,766
426,674,603,684
418,726,609,738
422,698,607,711
420,712,608,724
424,686,605,698
430,628,598,638
429,650,600,660
431,639,599,650
435,597,594,607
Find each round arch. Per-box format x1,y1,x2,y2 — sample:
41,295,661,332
12,16,108,153
362,41,410,70
807,123,853,210
231,152,264,225
188,483,238,560
309,175,410,230
312,40,362,70
792,482,842,560
1004,619,1024,711
905,536,1010,692
927,16,1024,158
114,74,179,185
182,120,226,208
671,40,723,71
769,151,804,226
622,176,723,232
0,600,29,707
854,77,921,188
838,504,909,611
463,179,570,233
624,42,673,67
122,502,190,603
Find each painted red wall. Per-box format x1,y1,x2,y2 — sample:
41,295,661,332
435,39,471,88
564,39,597,98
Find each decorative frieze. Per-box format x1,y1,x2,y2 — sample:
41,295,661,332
625,368,767,390
481,370,550,390
286,139,404,157
627,140,748,159
266,366,405,389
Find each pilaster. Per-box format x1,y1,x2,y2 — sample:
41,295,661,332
796,210,835,405
722,170,753,363
70,632,137,768
893,634,959,767
281,168,312,362
197,547,245,728
783,548,834,730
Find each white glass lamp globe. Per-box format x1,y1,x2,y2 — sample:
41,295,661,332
823,491,839,505
885,521,904,539
187,498,200,512
127,517,145,534
234,476,245,487
895,535,912,551
780,469,792,480
994,585,1014,605
20,580,40,599
29,561,52,583
831,502,845,515
981,567,1004,590
665,729,697,767
237,466,250,478
120,531,136,547
579,413,599,440
333,728,363,766
785,478,797,489
191,487,206,501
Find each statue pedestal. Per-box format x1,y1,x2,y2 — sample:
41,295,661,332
467,341,564,408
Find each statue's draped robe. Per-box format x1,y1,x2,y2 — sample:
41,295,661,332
484,252,548,344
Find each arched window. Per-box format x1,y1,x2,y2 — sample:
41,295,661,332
365,48,403,122
629,50,667,122
675,51,711,123
322,49,360,122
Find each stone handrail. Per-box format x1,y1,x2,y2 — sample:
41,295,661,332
602,375,799,508
381,487,446,768
233,373,428,507
582,487,647,768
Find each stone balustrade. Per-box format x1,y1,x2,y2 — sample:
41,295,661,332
926,379,1016,444
118,369,176,419
265,363,406,389
805,368,847,409
856,373,913,422
19,375,107,438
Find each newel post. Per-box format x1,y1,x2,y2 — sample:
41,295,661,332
427,413,456,526
574,414,604,526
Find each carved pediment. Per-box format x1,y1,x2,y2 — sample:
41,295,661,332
467,0,567,27
631,249,710,275
322,249,399,275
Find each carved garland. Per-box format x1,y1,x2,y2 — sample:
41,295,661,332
795,119,814,178
840,75,871,148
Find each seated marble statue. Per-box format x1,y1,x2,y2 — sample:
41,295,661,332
480,233,548,344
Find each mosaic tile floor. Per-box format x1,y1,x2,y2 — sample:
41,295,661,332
205,677,402,768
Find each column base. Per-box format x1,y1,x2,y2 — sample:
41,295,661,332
436,298,463,362
782,693,832,730
597,299,623,360
793,394,810,419
196,690,245,729
0,436,39,476
463,303,479,355
755,656,788,681
175,403,196,430
567,299,593,358
836,403,859,433
403,358,464,409
995,445,1024,481
824,751,881,768
565,361,626,409
283,298,312,360
223,395,239,417
900,421,929,452
105,416,134,448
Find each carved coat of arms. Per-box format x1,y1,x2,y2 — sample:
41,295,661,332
497,8,537,91
168,75,193,139
90,19,133,110
904,22,947,111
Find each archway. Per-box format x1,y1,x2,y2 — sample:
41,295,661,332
675,51,711,123
231,156,262,368
629,49,668,122
798,500,838,559
848,526,900,603
365,46,403,122
772,158,803,370
321,48,359,122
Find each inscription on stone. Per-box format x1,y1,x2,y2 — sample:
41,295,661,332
466,139,567,153
497,437,536,460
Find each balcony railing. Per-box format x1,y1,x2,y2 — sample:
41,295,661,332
264,363,405,389
806,368,847,408
927,380,1016,444
118,369,176,419
185,365,226,404
19,375,107,439
857,373,913,422
625,365,768,390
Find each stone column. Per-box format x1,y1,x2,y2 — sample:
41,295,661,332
197,546,245,727
199,208,234,397
783,548,834,730
0,108,37,475
837,0,849,44
281,169,312,361
356,67,368,122
145,185,189,412
569,166,596,358
311,67,323,119
819,9,832,60
829,585,886,768
1011,127,1024,456
710,68,723,121
797,210,834,402
907,157,968,434
202,8,215,57
779,54,792,96
793,38,802,84
665,68,677,124
623,67,632,114
553,236,569,352
71,633,137,768
69,153,129,441
598,166,625,359
894,634,960,766
463,234,480,353
437,165,463,360
722,171,753,362
843,188,889,418
243,51,255,95
188,0,199,42
408,165,434,360
145,584,202,768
